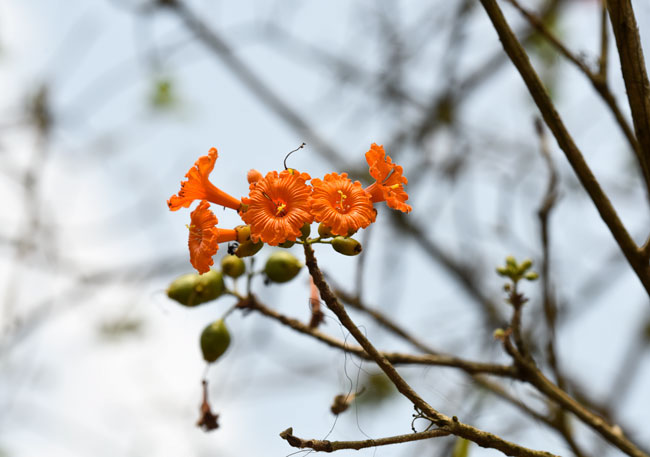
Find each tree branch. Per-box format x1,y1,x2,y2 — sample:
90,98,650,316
237,294,517,377
279,427,451,452
304,243,559,457
479,0,650,299
607,0,650,189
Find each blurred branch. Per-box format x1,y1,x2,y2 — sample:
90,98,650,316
501,334,649,457
237,294,517,376
479,0,650,299
506,0,645,198
280,427,451,452
390,211,504,328
534,119,563,387
166,1,347,165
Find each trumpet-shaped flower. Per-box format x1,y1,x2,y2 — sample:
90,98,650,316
240,169,313,245
168,148,242,211
364,143,412,213
310,172,376,236
188,201,238,274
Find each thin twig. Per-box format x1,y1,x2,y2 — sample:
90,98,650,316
237,294,517,377
534,119,564,388
598,0,609,79
279,427,451,452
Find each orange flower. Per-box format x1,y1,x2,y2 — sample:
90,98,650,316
310,172,376,236
168,148,242,212
240,169,313,245
188,201,238,274
364,143,412,213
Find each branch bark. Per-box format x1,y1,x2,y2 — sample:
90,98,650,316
479,0,650,299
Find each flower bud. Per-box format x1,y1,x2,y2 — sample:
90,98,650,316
221,255,246,278
247,169,262,185
235,225,251,243
279,240,295,248
332,236,362,256
200,319,231,363
524,271,539,281
264,251,302,283
235,239,264,258
505,256,517,269
318,223,333,239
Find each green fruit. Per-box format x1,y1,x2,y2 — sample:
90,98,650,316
221,255,246,278
167,273,200,306
200,319,231,363
264,251,302,283
332,236,362,256
167,270,225,307
300,223,311,240
235,239,264,258
195,270,226,301
318,223,333,239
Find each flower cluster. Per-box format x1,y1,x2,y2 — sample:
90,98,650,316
168,143,411,273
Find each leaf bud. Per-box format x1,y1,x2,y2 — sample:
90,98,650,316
524,272,539,281
519,259,533,273
221,255,246,278
332,236,362,256
200,319,231,363
264,251,303,283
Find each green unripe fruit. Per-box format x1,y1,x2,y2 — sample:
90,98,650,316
300,223,311,240
264,251,303,283
200,319,231,363
221,255,246,278
195,269,226,301
332,236,362,256
166,270,225,307
167,273,200,306
318,223,333,239
279,240,295,248
235,239,264,258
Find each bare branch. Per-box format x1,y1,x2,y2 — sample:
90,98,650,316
279,427,451,452
304,243,560,457
479,0,650,299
